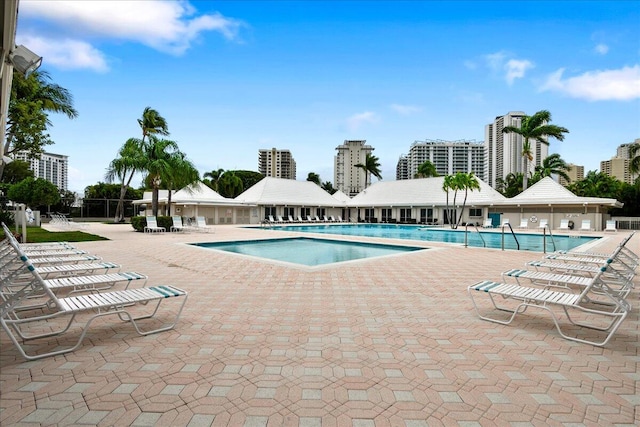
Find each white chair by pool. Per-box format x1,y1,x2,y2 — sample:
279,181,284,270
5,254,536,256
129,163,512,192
559,219,570,231
194,216,213,233
144,216,165,233
170,216,186,232
501,218,510,227
482,219,493,228
537,219,549,229
580,219,592,232
518,218,528,229
605,220,617,232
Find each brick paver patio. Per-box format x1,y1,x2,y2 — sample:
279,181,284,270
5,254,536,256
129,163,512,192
1,223,638,426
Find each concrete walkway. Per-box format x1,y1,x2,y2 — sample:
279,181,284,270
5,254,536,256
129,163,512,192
1,223,638,426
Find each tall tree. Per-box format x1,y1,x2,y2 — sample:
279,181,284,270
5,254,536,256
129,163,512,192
454,172,481,228
203,168,225,192
2,70,78,179
415,160,439,178
105,138,144,222
533,153,572,183
502,110,569,191
138,106,169,144
218,171,244,198
567,170,621,199
354,153,382,189
496,173,524,198
163,151,200,215
140,136,179,216
307,172,321,185
442,175,455,226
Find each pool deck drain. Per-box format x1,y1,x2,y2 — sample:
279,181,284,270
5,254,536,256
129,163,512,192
1,223,638,426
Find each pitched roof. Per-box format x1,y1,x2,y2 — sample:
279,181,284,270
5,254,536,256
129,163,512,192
332,190,351,202
508,177,622,207
347,177,507,206
172,181,228,203
235,177,345,206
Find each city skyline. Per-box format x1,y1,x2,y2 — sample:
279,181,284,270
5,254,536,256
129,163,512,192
15,1,640,193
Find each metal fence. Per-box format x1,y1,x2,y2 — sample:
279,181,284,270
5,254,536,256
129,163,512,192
611,217,640,230
65,199,139,220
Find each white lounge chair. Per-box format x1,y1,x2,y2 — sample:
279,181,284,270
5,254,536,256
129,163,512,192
518,218,528,229
194,216,213,233
0,234,187,360
170,216,186,232
144,216,165,233
482,219,493,228
558,219,570,231
268,215,276,223
604,220,617,233
537,219,549,229
580,219,592,232
297,216,304,223
501,218,510,227
288,215,295,223
468,266,630,346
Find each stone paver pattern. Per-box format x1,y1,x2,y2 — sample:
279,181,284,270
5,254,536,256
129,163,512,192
1,223,638,426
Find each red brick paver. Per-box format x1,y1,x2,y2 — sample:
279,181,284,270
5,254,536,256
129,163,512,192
1,224,638,426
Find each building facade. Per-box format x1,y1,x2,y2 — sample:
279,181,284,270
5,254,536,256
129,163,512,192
559,163,584,186
484,111,549,189
600,140,639,184
334,139,374,196
396,155,409,180
397,139,485,180
13,151,68,191
258,148,296,180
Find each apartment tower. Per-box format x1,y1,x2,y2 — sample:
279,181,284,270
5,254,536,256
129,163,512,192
484,111,549,188
13,151,68,191
334,139,373,196
258,148,296,180
397,139,485,180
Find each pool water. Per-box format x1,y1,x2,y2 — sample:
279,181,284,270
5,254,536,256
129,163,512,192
191,237,425,266
267,224,597,252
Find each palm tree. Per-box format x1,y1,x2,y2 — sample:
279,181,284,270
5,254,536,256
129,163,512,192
307,172,321,185
454,173,481,228
414,160,439,178
3,70,78,179
163,151,200,215
140,136,179,216
105,138,145,222
502,110,569,190
203,168,225,192
496,172,524,198
629,142,640,176
534,153,572,183
218,171,244,198
354,153,382,189
138,107,169,144
442,174,455,226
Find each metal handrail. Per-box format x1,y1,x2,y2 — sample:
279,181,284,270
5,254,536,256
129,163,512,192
543,225,556,253
501,223,520,250
464,223,486,248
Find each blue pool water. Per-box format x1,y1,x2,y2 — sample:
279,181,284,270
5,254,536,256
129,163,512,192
266,224,597,252
191,237,425,266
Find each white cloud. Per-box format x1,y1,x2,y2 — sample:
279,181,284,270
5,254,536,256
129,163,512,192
483,51,534,85
346,111,379,131
539,65,640,101
20,0,244,55
390,104,421,115
505,59,534,85
17,35,109,72
594,43,609,55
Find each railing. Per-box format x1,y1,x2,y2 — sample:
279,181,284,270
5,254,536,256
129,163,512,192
464,223,486,248
542,225,556,253
611,217,640,230
501,223,520,251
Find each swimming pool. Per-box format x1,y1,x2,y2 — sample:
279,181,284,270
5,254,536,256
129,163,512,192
190,237,426,266
265,224,597,252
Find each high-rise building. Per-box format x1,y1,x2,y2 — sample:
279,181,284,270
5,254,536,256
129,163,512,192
559,163,584,186
13,151,68,191
258,148,296,180
600,140,639,184
484,111,549,189
334,139,373,196
396,155,409,180
397,139,485,180
601,157,632,184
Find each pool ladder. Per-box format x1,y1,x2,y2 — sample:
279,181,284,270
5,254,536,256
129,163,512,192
541,224,556,253
501,223,520,250
464,223,486,248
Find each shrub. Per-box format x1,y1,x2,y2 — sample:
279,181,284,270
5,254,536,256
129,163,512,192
130,215,172,232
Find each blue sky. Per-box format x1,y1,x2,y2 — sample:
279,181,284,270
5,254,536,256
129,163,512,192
16,0,640,193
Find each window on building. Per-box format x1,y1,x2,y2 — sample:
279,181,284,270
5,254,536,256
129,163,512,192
264,206,276,220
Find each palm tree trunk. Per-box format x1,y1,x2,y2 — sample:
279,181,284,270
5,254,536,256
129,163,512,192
522,157,529,191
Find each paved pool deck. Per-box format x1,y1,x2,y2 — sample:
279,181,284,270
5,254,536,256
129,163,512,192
1,223,638,426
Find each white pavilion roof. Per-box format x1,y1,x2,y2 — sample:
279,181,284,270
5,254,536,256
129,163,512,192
506,177,622,207
234,177,345,206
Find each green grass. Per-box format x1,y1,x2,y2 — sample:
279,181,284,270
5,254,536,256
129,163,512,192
1,226,109,243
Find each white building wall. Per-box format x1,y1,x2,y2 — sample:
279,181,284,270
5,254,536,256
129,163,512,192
334,140,373,196
14,151,68,191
